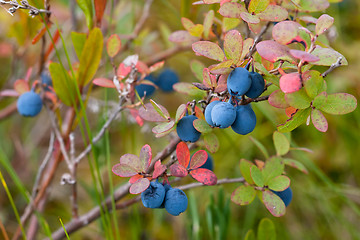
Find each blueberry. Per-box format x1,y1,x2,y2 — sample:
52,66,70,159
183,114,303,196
188,151,214,171
164,188,188,216
204,100,220,127
141,181,166,208
245,72,265,99
271,187,293,207
157,69,179,92
135,75,157,98
231,104,256,135
176,115,201,143
211,102,236,129
41,72,52,90
160,183,172,208
17,91,43,117
227,67,251,97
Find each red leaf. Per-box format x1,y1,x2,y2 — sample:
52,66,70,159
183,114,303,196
256,40,295,63
285,107,297,118
139,144,152,172
95,0,107,26
192,41,225,61
129,178,150,194
130,109,144,127
190,168,217,185
311,108,328,132
149,61,164,73
129,174,143,184
279,73,302,93
93,78,116,88
152,160,167,179
215,74,227,93
112,163,138,177
117,63,132,80
189,150,207,169
289,50,319,62
120,154,142,172
176,142,190,168
169,163,188,177
138,103,171,122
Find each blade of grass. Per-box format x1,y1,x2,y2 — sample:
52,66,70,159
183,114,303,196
59,218,70,240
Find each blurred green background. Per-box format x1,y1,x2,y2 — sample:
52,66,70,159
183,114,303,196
0,0,360,239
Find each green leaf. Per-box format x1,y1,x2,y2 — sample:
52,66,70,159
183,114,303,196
277,108,311,132
219,2,247,18
77,28,104,86
262,157,284,185
204,133,220,153
285,89,312,109
150,99,170,120
312,92,327,109
258,218,276,240
257,5,288,22
190,60,206,82
298,0,330,12
224,30,243,63
107,34,121,58
262,190,286,217
71,32,87,59
193,119,213,134
268,175,290,191
49,62,76,106
240,159,255,185
268,90,290,109
283,158,309,174
316,14,334,35
188,24,204,38
175,104,187,123
231,185,256,205
203,10,214,39
250,165,264,187
273,131,290,156
248,0,270,14
152,121,175,134
76,0,93,29
311,108,328,132
244,230,256,240
192,41,225,62
173,82,206,98
316,93,357,115
311,46,348,66
222,18,241,32
240,12,260,24
302,70,323,99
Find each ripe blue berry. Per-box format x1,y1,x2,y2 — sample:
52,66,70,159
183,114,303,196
157,69,179,92
135,75,157,98
164,188,188,216
176,115,201,142
245,72,265,98
271,187,293,207
227,67,251,97
41,72,52,91
211,102,236,129
231,104,256,135
17,91,43,117
141,181,166,208
204,100,220,127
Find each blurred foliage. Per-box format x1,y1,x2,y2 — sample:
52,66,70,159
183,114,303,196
0,0,359,239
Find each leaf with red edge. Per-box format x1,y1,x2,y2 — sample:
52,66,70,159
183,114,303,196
149,61,164,73
193,119,213,133
152,121,175,134
248,22,263,34
190,168,217,185
94,0,107,26
298,0,329,12
129,178,150,194
215,75,228,93
224,30,243,63
279,73,302,93
93,78,116,88
248,0,269,14
175,104,187,123
311,108,328,132
129,174,143,184
192,41,226,61
289,50,319,62
14,79,30,94
152,160,167,179
203,10,214,39
181,17,195,31
203,68,212,88
262,190,286,217
139,144,152,172
139,103,171,122
169,31,198,43
208,60,234,75
112,163,138,177
204,133,220,153
240,38,254,60
170,163,188,177
154,125,175,138
189,150,208,169
272,21,302,46
257,5,288,22
195,105,205,120
311,46,348,66
219,2,247,18
176,142,190,168
150,99,170,121
268,89,290,109
119,154,142,172
256,40,295,63
231,185,256,205
107,34,121,58
240,12,260,24
203,0,220,3
316,14,334,35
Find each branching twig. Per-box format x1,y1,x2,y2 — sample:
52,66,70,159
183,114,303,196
321,57,342,78
245,22,272,59
48,177,245,240
0,0,50,16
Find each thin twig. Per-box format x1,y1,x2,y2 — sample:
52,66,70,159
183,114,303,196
48,177,245,240
0,0,50,16
241,95,270,105
321,57,342,78
245,22,272,59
